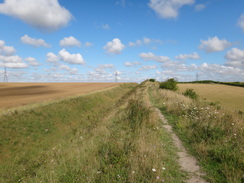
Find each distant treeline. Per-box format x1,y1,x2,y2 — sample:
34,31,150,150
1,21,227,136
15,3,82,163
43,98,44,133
179,80,244,87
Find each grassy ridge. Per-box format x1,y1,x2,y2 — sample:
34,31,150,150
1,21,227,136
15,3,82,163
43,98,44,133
0,84,134,182
0,82,186,182
149,82,244,183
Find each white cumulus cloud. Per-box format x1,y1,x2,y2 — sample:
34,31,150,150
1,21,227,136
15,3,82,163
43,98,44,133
175,52,200,60
98,64,114,69
103,38,125,54
0,0,72,31
46,52,59,63
225,48,244,68
0,40,16,55
59,49,85,65
59,64,78,75
124,61,141,67
149,0,195,19
199,36,233,53
21,35,50,47
25,56,40,66
0,55,28,68
238,14,244,33
140,52,170,63
139,65,157,71
84,42,93,47
59,36,81,47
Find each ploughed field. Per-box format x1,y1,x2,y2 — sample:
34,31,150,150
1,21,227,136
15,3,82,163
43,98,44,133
0,82,120,110
178,83,244,111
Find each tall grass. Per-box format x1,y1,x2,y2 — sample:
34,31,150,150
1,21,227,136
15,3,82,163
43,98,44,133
149,82,244,183
0,83,186,182
0,84,134,182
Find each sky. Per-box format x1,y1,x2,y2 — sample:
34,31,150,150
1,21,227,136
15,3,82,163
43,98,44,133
0,0,244,82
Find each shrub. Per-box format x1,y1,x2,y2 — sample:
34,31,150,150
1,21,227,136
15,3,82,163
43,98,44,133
149,79,156,82
159,78,178,91
182,88,198,100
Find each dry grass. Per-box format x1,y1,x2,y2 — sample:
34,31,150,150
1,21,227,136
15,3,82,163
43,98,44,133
0,82,121,110
178,83,244,111
149,82,244,183
0,82,186,183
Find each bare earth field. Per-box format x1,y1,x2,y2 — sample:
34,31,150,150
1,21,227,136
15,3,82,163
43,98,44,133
178,83,244,111
0,82,120,110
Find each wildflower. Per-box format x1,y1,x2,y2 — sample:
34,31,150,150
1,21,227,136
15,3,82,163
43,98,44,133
152,168,156,172
232,123,234,126
132,171,135,174
156,176,160,180
162,167,166,170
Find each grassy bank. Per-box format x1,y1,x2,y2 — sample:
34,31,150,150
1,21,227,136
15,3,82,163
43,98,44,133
149,82,244,183
0,83,134,182
0,82,186,182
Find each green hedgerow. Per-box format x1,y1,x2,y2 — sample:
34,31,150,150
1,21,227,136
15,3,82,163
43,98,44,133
159,78,178,91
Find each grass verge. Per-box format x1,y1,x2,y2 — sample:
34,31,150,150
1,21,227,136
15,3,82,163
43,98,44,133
148,82,244,183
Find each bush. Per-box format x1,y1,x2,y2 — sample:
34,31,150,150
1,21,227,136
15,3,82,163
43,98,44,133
182,88,198,100
159,78,178,91
149,79,156,82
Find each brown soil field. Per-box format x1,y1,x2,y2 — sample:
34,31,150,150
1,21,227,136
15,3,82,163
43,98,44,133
178,83,244,111
0,82,121,110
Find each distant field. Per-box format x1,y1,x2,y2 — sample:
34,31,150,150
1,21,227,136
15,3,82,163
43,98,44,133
0,82,120,110
178,83,244,111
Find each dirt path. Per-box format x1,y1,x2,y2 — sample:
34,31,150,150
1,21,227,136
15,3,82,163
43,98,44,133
154,108,208,183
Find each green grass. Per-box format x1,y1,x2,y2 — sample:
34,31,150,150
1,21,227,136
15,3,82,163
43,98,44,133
0,84,134,182
149,82,244,183
0,82,186,183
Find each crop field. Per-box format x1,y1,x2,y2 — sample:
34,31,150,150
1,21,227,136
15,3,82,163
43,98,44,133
178,83,244,111
0,82,120,110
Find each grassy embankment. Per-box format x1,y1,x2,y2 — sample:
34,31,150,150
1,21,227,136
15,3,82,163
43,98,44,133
149,82,244,183
1,82,186,182
178,83,244,112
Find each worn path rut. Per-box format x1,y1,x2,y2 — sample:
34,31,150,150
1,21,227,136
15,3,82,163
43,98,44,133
154,108,208,183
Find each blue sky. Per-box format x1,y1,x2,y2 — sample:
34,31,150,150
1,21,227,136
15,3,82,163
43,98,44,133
0,0,244,82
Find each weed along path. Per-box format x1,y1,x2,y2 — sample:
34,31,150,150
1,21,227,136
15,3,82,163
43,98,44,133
154,108,207,183
146,81,208,183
